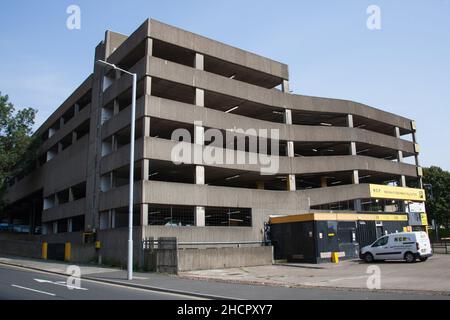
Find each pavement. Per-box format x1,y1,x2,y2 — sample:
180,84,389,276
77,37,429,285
180,254,450,294
0,255,449,300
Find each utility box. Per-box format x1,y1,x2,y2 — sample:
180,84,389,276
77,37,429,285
269,213,408,263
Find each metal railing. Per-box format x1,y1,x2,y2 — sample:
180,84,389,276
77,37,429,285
431,239,450,254
178,241,264,249
142,238,265,250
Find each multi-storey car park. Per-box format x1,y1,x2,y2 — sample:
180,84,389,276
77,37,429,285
1,19,428,266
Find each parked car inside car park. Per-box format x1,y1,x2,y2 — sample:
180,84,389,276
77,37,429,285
360,231,432,263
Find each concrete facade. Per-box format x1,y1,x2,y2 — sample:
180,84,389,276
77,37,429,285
3,19,423,251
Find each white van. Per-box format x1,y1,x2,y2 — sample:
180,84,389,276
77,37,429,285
360,231,432,263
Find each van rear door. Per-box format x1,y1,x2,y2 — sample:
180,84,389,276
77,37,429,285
416,232,432,255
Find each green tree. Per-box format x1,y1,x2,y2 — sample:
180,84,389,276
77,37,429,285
0,92,38,209
423,166,450,228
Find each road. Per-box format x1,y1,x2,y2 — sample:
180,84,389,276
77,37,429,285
0,264,199,300
0,262,448,300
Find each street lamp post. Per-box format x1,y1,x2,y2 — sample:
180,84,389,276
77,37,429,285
97,60,137,280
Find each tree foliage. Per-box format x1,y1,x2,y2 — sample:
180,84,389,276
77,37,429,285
0,92,38,208
423,166,450,227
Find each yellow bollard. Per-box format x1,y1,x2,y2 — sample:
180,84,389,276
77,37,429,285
64,242,71,262
331,252,339,264
42,242,48,260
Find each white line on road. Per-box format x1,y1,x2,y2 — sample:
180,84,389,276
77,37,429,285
34,278,88,291
11,284,56,296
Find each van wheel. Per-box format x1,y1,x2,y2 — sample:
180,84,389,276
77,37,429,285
404,252,416,263
419,257,428,262
364,253,374,263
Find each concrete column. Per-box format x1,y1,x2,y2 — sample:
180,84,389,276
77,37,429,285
194,83,205,189
287,141,294,158
285,109,292,125
145,38,153,56
256,181,265,190
320,176,328,188
143,116,151,137
141,204,148,226
195,206,205,227
72,131,78,144
60,117,64,128
347,114,354,128
411,127,423,188
195,88,205,107
193,76,206,225
352,170,359,184
112,135,117,151
348,114,359,193
400,175,407,187
195,53,204,71
282,80,290,93
68,218,73,233
286,175,296,192
144,76,152,96
195,166,205,185
284,109,296,191
141,159,150,181
68,187,74,202
350,142,357,156
348,115,362,210
111,209,116,229
74,103,80,115
58,142,63,153
113,99,120,115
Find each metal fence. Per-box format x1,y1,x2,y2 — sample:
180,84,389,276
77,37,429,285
431,240,450,254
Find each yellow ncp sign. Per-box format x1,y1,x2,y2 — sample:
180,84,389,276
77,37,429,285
369,184,426,202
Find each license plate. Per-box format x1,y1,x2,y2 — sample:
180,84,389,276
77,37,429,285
421,249,426,253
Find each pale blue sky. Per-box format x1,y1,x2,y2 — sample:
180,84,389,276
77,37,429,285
0,0,449,169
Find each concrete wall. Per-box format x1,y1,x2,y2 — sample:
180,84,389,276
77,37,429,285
0,233,42,258
177,246,273,272
96,227,143,267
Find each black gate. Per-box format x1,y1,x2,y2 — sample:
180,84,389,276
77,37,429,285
47,243,65,261
357,221,377,248
337,221,359,259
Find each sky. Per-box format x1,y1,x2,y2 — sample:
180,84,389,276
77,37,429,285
0,0,449,169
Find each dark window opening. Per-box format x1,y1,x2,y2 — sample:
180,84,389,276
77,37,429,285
71,183,86,201
148,205,195,226
56,189,70,205
62,106,75,125
152,39,196,68
205,207,252,227
151,77,195,105
71,215,84,232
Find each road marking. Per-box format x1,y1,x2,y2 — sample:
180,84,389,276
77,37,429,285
11,284,56,296
1,263,206,299
34,278,88,291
